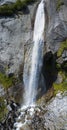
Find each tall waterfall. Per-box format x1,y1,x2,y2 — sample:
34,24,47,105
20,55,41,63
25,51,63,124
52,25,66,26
24,0,45,106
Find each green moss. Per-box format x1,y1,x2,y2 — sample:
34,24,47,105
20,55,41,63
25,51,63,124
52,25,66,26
53,81,67,95
57,40,67,57
56,63,61,70
0,0,36,16
0,97,8,121
56,0,64,11
0,73,14,89
53,71,67,95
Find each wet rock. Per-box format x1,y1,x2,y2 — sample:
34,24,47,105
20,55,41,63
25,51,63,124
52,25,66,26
0,100,20,130
14,92,67,130
7,82,23,104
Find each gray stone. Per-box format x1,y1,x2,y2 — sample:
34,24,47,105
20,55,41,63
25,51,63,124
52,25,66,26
45,0,67,53
55,73,63,84
14,92,67,130
0,2,36,75
0,0,16,5
0,85,5,96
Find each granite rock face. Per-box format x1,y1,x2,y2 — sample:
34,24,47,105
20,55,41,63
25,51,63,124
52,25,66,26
0,2,37,75
0,0,67,82
0,0,67,128
44,0,67,53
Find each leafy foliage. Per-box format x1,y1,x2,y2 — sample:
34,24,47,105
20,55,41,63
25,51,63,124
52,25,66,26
0,72,14,89
0,0,36,16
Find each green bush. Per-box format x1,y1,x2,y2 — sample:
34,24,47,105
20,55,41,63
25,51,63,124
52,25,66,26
0,0,36,16
0,73,14,89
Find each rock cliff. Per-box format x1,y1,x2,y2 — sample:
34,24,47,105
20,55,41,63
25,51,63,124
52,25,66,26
0,0,67,125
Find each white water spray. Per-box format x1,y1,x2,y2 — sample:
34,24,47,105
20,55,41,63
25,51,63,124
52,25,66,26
24,0,45,106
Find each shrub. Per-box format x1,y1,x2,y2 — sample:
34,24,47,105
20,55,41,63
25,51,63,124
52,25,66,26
0,0,36,16
0,73,14,89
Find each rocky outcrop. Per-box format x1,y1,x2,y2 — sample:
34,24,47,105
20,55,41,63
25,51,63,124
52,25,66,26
0,0,66,89
0,0,67,126
13,92,67,130
0,0,38,121
0,100,20,130
45,0,67,52
23,0,67,91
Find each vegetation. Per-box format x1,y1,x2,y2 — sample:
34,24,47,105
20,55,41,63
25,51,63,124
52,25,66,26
0,72,20,90
53,80,67,95
57,39,67,57
0,72,14,89
0,97,8,121
0,0,36,16
56,0,64,10
53,71,67,95
55,39,67,95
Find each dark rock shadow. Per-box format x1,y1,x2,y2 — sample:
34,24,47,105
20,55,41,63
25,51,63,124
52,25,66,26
42,51,58,92
0,6,30,18
21,6,30,14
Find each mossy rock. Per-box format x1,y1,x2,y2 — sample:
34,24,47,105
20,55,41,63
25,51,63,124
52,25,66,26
0,97,8,121
57,39,67,57
53,71,67,95
0,72,20,90
56,0,64,11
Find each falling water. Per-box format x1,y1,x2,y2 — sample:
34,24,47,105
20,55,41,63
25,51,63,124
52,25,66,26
24,0,45,106
14,1,45,129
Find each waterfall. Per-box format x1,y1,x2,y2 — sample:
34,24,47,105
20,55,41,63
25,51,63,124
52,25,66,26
14,1,45,129
24,0,45,106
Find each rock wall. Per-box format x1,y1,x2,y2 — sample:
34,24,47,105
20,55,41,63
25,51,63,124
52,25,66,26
0,0,67,121
23,0,67,94
0,0,38,121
